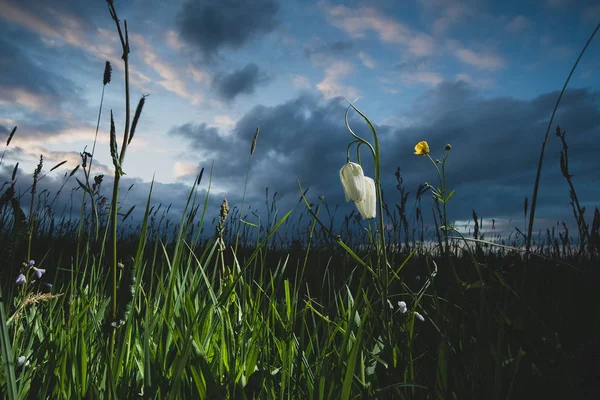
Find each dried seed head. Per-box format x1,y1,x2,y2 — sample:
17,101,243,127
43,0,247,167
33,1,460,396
11,162,19,181
33,155,43,181
49,160,67,172
7,126,17,146
129,94,148,145
103,61,112,85
219,198,230,223
69,164,80,177
196,167,204,186
250,127,260,156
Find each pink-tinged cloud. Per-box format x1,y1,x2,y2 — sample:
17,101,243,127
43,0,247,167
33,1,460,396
358,52,376,68
0,1,154,94
400,71,443,86
0,88,56,114
165,29,184,51
173,161,198,179
132,34,204,104
316,60,359,100
455,48,505,70
322,3,435,56
0,0,88,49
211,115,237,133
188,66,212,85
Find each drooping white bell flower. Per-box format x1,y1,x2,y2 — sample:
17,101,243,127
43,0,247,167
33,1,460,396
339,162,366,202
354,176,376,219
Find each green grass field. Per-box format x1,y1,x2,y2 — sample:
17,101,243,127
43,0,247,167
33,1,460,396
1,3,599,399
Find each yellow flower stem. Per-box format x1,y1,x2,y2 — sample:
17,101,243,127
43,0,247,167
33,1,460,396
426,154,450,258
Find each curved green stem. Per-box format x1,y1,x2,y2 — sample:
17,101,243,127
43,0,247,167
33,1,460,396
344,102,389,303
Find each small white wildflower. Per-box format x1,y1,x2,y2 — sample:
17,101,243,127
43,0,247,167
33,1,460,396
354,176,376,219
16,356,29,367
397,301,407,314
387,299,394,309
339,162,366,202
414,311,425,322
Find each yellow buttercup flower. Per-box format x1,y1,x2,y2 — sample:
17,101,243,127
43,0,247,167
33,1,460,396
414,141,430,156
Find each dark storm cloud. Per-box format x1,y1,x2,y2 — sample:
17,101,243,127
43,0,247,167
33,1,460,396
170,94,364,199
0,161,229,236
172,83,600,236
176,0,279,60
387,81,600,228
212,63,273,101
303,40,354,63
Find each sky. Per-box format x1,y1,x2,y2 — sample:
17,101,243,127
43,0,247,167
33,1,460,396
1,0,599,242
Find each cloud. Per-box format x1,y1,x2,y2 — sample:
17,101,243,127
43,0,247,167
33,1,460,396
505,15,531,33
169,94,366,200
132,33,203,104
417,0,478,34
165,29,184,51
176,0,279,61
212,115,237,132
394,56,432,72
304,40,354,63
0,0,104,49
173,161,198,180
0,35,80,114
212,63,273,102
0,160,227,237
322,3,434,56
432,3,473,33
358,52,376,68
188,65,212,85
316,61,359,100
454,73,494,89
400,71,443,86
174,83,600,237
454,47,505,70
290,74,311,89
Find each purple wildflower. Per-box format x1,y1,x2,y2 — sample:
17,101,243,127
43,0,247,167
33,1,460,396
16,274,26,285
28,260,35,268
414,312,425,322
34,268,46,279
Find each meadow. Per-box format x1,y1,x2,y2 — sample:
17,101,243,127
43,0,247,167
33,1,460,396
1,3,599,399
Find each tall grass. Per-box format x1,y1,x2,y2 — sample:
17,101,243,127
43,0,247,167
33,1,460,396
0,3,599,399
